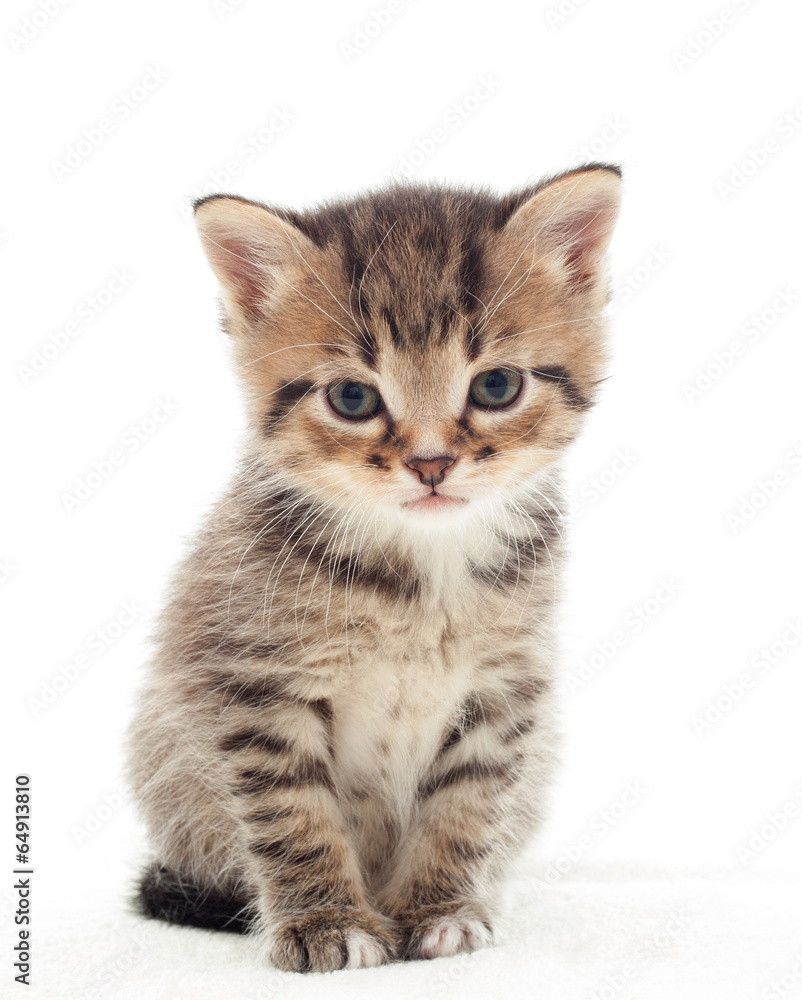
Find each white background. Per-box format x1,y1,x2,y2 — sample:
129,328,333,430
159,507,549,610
2,0,801,992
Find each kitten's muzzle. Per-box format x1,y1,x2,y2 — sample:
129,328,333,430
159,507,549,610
404,455,457,488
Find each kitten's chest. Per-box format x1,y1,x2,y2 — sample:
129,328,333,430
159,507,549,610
329,632,476,797
323,558,539,793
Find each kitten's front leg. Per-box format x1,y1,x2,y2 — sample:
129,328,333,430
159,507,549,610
219,677,399,971
377,676,554,960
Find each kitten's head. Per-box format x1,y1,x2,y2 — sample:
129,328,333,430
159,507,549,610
194,167,621,534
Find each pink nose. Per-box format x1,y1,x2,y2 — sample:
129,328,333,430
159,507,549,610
405,455,456,487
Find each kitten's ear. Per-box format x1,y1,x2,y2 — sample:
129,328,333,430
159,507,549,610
502,166,622,291
193,196,315,318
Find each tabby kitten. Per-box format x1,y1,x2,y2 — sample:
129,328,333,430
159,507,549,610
127,165,621,972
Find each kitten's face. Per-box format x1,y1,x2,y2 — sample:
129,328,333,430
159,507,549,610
194,170,620,531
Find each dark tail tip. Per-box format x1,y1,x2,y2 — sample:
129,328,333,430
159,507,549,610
135,862,255,934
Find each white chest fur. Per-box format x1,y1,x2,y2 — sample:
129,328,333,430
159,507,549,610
330,643,474,805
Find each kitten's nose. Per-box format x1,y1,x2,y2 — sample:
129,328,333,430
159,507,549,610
405,455,456,488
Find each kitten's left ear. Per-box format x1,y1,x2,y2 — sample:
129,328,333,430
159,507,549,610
193,195,317,319
502,165,622,291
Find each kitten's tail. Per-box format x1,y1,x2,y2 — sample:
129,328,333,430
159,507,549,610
135,861,255,933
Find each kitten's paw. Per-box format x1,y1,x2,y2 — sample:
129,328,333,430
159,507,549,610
266,907,399,972
398,901,493,960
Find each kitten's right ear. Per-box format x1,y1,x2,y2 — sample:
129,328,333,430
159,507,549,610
193,196,315,318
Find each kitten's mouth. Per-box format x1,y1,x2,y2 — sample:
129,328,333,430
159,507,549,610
402,493,468,512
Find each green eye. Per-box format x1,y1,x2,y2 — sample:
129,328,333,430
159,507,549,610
469,368,523,409
327,380,383,420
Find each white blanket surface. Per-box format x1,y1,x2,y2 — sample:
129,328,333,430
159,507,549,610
30,861,802,1000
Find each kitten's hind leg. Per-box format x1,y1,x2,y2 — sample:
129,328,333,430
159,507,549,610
135,861,256,933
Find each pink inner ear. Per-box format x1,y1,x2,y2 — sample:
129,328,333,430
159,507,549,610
551,201,615,287
561,204,610,264
209,232,269,309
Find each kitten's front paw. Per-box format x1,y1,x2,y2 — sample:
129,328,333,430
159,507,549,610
267,906,399,972
397,901,493,960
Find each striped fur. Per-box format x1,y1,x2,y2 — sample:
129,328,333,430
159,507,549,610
126,166,621,971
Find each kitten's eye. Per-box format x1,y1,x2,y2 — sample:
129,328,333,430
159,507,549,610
469,368,523,409
327,380,383,420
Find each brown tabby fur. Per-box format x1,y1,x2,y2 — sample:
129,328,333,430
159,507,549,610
126,164,622,971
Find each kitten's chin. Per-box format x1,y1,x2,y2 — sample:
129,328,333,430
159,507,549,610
401,494,469,513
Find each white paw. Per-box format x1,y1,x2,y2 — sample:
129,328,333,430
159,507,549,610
345,928,391,968
418,917,493,959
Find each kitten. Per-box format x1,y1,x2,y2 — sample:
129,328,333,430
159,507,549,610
126,165,621,972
